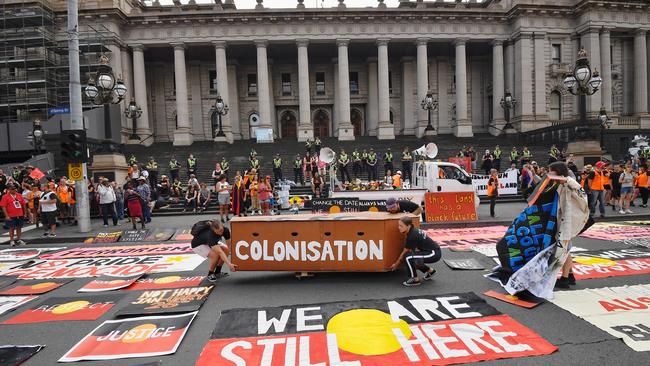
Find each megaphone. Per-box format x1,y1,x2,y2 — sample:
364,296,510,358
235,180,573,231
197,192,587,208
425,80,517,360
319,147,336,164
413,143,438,159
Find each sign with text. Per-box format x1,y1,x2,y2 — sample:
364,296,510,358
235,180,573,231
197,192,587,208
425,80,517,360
68,162,83,181
0,278,72,295
3,293,124,324
120,230,150,242
424,192,477,222
78,274,144,293
472,170,518,196
311,198,359,213
116,285,213,316
125,274,206,291
571,248,650,280
41,243,193,260
94,231,122,243
448,157,472,172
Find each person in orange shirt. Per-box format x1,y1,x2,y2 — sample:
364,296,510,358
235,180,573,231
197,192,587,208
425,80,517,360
26,184,41,226
487,169,499,218
637,166,649,207
392,171,402,190
56,178,71,224
587,162,608,217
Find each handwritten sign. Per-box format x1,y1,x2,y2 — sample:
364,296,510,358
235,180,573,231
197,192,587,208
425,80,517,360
448,157,472,172
311,198,359,213
424,192,477,222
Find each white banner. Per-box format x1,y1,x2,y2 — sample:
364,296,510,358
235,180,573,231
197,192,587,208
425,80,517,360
0,295,37,316
471,170,518,196
551,284,650,352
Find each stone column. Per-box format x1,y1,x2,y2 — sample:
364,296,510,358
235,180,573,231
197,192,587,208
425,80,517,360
367,57,378,136
416,38,430,136
227,64,241,139
634,29,649,116
171,43,192,146
213,41,233,143
571,34,580,119
337,39,354,140
255,40,274,141
377,38,394,139
581,28,601,114
130,44,152,140
333,59,339,135
533,33,547,121
514,32,533,130
505,40,514,98
296,39,313,141
401,57,416,135
492,39,505,134
454,39,472,137
600,29,613,113
120,47,136,144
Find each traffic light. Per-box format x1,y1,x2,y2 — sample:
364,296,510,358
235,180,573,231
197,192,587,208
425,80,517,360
60,130,88,163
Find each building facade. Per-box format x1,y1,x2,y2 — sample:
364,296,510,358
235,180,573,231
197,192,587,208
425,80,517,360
2,0,650,147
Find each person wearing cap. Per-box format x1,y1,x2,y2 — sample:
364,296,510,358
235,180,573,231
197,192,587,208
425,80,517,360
587,161,608,218
390,216,441,286
386,197,422,216
136,176,152,223
1,183,27,246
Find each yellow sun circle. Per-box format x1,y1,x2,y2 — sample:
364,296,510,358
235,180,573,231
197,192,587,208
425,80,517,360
108,280,126,284
326,309,411,356
31,282,56,290
573,256,617,266
122,324,157,343
153,276,181,284
368,207,379,212
329,206,341,214
51,300,90,315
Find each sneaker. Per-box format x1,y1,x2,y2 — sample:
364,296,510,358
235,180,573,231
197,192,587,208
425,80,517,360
213,272,230,279
9,240,16,247
103,224,109,228
626,209,634,214
402,278,422,287
568,272,576,285
642,204,648,208
43,232,50,237
423,268,437,281
619,209,626,214
48,233,56,238
206,273,218,283
555,277,571,289
15,239,26,246
599,214,606,218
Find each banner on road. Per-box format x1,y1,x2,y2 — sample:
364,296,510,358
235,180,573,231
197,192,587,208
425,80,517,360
94,231,122,243
0,345,45,365
116,285,213,317
59,312,197,362
41,243,193,260
552,284,650,352
580,223,650,242
443,258,485,270
120,230,150,242
2,293,124,324
144,228,177,242
0,255,204,280
0,278,71,295
425,226,508,249
125,274,206,291
0,248,42,262
78,274,144,293
172,229,193,241
0,295,37,316
571,248,650,280
197,293,557,366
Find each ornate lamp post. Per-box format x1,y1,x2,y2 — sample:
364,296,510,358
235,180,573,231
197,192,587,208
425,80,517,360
124,99,142,141
84,54,127,150
211,94,229,138
32,118,44,154
598,106,613,149
499,91,517,130
420,90,438,132
563,47,602,126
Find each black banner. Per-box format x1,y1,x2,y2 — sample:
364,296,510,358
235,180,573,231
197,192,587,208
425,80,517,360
359,199,387,212
120,229,150,242
144,228,177,242
0,345,44,366
444,258,485,270
0,276,17,291
311,198,359,213
116,285,214,317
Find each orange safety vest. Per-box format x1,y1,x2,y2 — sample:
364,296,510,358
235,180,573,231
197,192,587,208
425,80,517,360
392,174,402,188
637,173,648,188
487,177,499,197
57,185,69,204
589,171,605,191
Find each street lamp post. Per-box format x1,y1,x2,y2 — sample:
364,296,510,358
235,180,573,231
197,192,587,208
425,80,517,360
420,90,438,133
563,47,602,127
211,94,229,138
598,106,613,149
32,119,44,154
124,99,142,141
499,91,517,130
84,54,127,151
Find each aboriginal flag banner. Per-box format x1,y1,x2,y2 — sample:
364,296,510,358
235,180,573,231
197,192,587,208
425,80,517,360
0,278,72,295
125,273,206,291
197,293,557,366
2,293,124,324
78,274,144,293
116,285,213,317
0,345,45,366
59,312,197,362
0,276,16,290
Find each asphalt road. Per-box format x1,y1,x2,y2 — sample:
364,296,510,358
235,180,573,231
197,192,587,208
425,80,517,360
0,225,649,365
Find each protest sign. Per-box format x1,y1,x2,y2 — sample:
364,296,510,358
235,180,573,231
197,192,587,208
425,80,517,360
3,293,124,324
0,295,37,316
0,249,41,262
580,222,650,242
571,248,650,280
144,228,177,242
425,226,508,248
448,157,471,172
552,284,650,351
0,278,71,295
125,274,206,291
483,291,543,309
472,170,518,196
78,274,144,293
311,198,359,213
116,285,213,316
0,345,44,365
120,230,150,242
94,231,122,243
359,199,387,212
197,293,557,366
41,243,193,260
443,258,485,270
59,312,197,362
424,192,477,222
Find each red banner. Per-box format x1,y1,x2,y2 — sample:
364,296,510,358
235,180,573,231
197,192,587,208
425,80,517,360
78,274,144,293
0,279,71,295
424,192,477,222
41,243,193,260
449,157,472,172
572,248,650,280
125,274,206,291
3,293,124,324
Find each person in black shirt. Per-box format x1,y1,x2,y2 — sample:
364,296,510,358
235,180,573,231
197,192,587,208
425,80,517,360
386,197,422,216
390,216,441,286
191,220,237,282
609,165,622,211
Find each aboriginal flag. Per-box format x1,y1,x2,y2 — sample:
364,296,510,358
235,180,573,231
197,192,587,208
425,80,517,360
2,293,124,324
0,278,71,295
0,345,44,366
125,273,206,291
59,312,197,362
116,285,213,317
78,274,144,293
0,276,17,291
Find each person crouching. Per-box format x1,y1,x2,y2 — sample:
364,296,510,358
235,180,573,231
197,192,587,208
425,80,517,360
389,216,442,286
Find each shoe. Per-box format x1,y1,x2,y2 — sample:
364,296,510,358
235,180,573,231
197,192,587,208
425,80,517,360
402,278,422,287
206,273,218,283
43,232,50,237
630,202,636,207
642,204,648,208
568,272,576,285
423,269,437,280
555,277,570,289
48,233,56,238
599,214,606,218
619,209,626,214
626,209,634,214
103,224,109,228
9,240,16,247
213,272,230,279
16,239,26,246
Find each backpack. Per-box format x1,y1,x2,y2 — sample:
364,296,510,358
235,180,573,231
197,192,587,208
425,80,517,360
190,220,212,237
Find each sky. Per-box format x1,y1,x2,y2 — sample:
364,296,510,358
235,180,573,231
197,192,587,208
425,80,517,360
154,0,477,9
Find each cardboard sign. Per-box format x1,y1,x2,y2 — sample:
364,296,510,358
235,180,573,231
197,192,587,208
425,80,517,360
144,228,177,242
0,279,72,295
78,274,144,293
0,249,42,262
125,274,206,291
571,248,650,280
3,293,124,324
311,198,359,213
424,192,477,222
94,231,122,243
120,230,150,242
552,284,650,351
42,243,193,260
472,170,518,196
483,291,543,309
59,312,197,362
230,212,417,272
197,293,557,366
448,157,472,172
0,255,205,280
0,295,37,316
444,258,485,270
116,285,213,316
0,345,44,366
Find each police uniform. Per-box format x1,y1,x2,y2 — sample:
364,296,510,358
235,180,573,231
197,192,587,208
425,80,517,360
146,159,158,187
493,147,502,172
169,159,181,182
352,150,362,179
272,156,283,182
338,152,352,183
293,156,304,185
383,150,394,176
401,150,413,182
367,151,378,181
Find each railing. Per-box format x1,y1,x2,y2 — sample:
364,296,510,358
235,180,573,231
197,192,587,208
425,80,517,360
618,116,640,126
522,120,602,146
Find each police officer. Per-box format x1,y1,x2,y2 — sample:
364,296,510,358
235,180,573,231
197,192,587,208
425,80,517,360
521,147,532,166
305,139,313,154
250,155,261,172
367,148,378,181
549,144,560,165
187,153,197,176
146,157,159,188
128,154,138,167
352,149,362,179
169,156,181,182
493,145,502,172
314,137,322,155
384,148,394,177
293,154,304,186
338,149,352,183
220,157,230,181
510,147,519,167
361,149,369,180
272,154,283,182
401,147,413,182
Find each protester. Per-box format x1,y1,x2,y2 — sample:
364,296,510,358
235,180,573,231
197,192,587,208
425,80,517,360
249,175,260,215
231,172,246,217
637,166,649,207
481,149,493,175
39,183,58,237
487,168,499,218
212,163,224,190
609,165,622,211
303,151,313,183
191,220,237,282
97,178,118,227
618,165,635,214
1,183,27,246
113,182,125,220
184,184,199,213
136,176,152,223
216,175,230,221
390,216,441,286
311,172,324,198
56,178,72,225
187,174,199,188
392,171,402,190
198,182,211,213
125,182,145,230
386,197,422,215
27,184,41,226
258,176,273,216
383,169,393,189
587,161,608,218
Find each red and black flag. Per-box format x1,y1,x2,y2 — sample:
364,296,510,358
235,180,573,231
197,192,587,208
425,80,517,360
0,276,16,291
116,285,213,317
78,274,144,293
571,247,650,279
0,345,45,366
59,312,197,362
197,293,557,366
0,278,71,295
125,273,206,291
2,293,124,324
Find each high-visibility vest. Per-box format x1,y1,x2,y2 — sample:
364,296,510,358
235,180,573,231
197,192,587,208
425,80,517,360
57,186,69,204
402,152,412,161
273,158,282,168
510,151,519,160
637,172,648,188
293,159,302,169
392,174,402,188
487,177,499,197
522,150,532,158
221,161,229,171
493,149,502,159
339,154,349,165
352,152,361,161
146,161,158,171
384,152,393,162
589,171,605,191
187,158,196,168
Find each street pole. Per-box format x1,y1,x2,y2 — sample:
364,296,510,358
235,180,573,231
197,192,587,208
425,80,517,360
68,0,91,232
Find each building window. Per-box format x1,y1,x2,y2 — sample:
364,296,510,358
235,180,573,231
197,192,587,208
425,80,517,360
388,71,393,94
551,44,561,64
247,74,257,97
315,72,325,95
349,72,359,94
209,70,218,93
281,73,292,96
550,91,562,120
